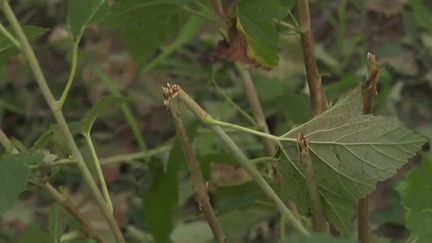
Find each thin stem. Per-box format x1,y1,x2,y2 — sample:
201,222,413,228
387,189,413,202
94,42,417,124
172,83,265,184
97,69,148,152
60,231,82,242
298,134,327,232
45,183,104,243
237,65,277,156
0,129,18,153
0,22,21,48
296,0,328,115
358,52,381,243
169,101,227,243
0,130,103,243
166,85,309,235
236,66,281,182
176,88,296,142
250,156,276,164
84,133,113,214
209,125,309,235
58,38,80,109
0,2,125,242
100,144,172,165
204,116,281,141
183,5,217,24
30,158,76,169
275,19,300,33
211,71,258,127
210,0,224,19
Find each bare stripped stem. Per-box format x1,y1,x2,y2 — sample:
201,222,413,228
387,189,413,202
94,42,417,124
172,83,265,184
168,100,227,243
0,2,125,242
296,0,328,115
297,133,328,232
358,52,381,243
0,129,103,243
163,83,309,235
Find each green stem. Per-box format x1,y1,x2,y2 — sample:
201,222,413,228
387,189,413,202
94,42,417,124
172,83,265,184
173,86,309,235
210,69,258,127
97,69,148,151
0,129,18,153
100,144,172,165
275,19,300,33
183,6,217,23
0,22,21,48
30,158,76,170
58,38,80,109
0,2,125,242
84,133,113,214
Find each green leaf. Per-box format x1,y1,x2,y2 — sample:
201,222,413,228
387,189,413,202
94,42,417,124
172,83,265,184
68,0,108,38
80,96,129,134
19,226,53,243
411,0,432,32
279,86,426,234
0,153,43,214
237,0,281,67
397,162,432,243
0,25,48,62
48,204,67,243
142,150,181,242
215,182,266,214
105,0,191,62
281,233,356,243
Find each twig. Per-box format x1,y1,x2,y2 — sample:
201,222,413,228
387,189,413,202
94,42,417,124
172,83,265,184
0,130,103,243
0,2,125,242
358,52,381,243
162,83,309,235
296,0,328,115
168,100,227,243
297,133,327,232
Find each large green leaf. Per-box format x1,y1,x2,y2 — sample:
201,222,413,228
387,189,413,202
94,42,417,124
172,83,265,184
397,161,432,243
237,0,282,68
0,153,43,214
68,0,108,39
279,87,426,234
142,147,181,242
105,0,192,62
